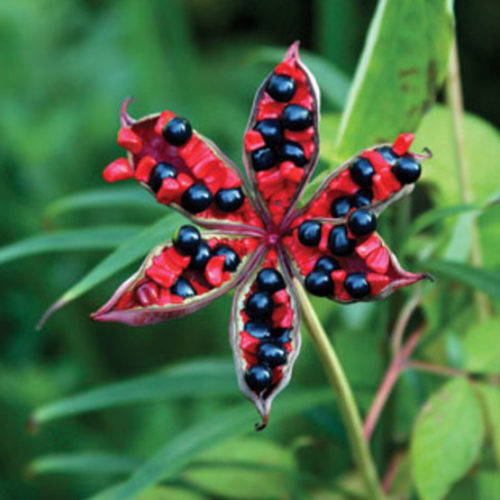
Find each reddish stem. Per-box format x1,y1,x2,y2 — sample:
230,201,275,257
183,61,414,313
408,361,471,378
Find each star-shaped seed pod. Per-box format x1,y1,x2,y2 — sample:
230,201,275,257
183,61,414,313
94,42,431,428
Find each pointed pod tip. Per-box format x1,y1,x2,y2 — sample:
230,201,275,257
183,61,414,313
286,41,301,60
120,97,135,127
36,299,65,330
255,413,269,431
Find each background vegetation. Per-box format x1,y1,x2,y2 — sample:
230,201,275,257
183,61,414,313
1,1,499,499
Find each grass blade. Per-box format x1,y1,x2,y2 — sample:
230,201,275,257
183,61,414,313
85,389,332,500
0,226,142,265
38,213,184,328
423,260,500,299
30,358,236,426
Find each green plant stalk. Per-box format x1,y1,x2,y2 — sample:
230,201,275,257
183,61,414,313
445,39,490,320
294,279,385,500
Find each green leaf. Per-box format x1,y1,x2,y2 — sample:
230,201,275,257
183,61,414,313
0,226,142,265
85,389,332,500
136,486,205,500
29,452,139,477
415,105,500,206
422,260,500,299
335,0,454,159
463,319,500,374
30,358,236,426
476,384,500,466
411,378,484,500
45,187,162,220
250,46,350,109
38,212,184,327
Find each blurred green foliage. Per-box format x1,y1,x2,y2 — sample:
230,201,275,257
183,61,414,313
1,1,499,499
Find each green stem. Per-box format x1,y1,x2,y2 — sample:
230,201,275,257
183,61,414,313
294,279,385,500
445,38,490,320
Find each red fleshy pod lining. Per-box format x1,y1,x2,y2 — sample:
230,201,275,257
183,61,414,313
237,251,295,393
109,108,263,229
283,222,422,302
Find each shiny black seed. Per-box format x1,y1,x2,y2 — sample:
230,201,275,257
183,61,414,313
392,156,421,184
353,189,373,208
170,276,196,299
174,225,201,255
315,256,340,273
245,321,272,340
252,147,276,171
280,141,307,166
256,268,285,293
282,104,313,131
214,245,240,272
254,119,284,147
162,117,192,146
271,327,292,344
181,184,213,213
305,270,333,297
350,158,375,187
328,225,355,256
344,273,371,299
245,291,274,321
298,220,322,247
189,242,212,271
245,364,273,392
347,209,377,237
377,146,399,165
258,342,287,368
330,196,352,218
266,74,296,102
149,162,177,193
215,187,244,212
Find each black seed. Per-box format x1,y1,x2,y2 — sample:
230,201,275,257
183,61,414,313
305,270,333,297
245,291,274,321
282,104,313,131
252,147,276,171
181,184,213,213
162,117,192,146
328,225,355,256
170,276,196,299
256,268,285,293
173,225,201,255
271,327,292,344
298,220,322,247
258,342,287,368
214,245,240,272
149,162,177,193
347,209,377,237
392,156,421,184
189,242,212,271
315,256,340,273
215,187,244,212
266,74,296,102
344,273,371,299
245,364,273,392
330,196,352,218
353,189,373,208
377,146,399,165
254,119,284,147
350,158,375,187
245,321,272,340
280,141,307,167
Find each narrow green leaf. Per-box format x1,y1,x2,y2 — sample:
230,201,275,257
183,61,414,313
335,0,454,159
38,212,184,327
464,319,500,374
85,389,332,500
422,260,500,299
45,187,161,220
31,358,235,425
411,378,484,500
250,46,351,109
136,487,205,500
0,226,142,266
476,384,500,467
29,453,139,477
